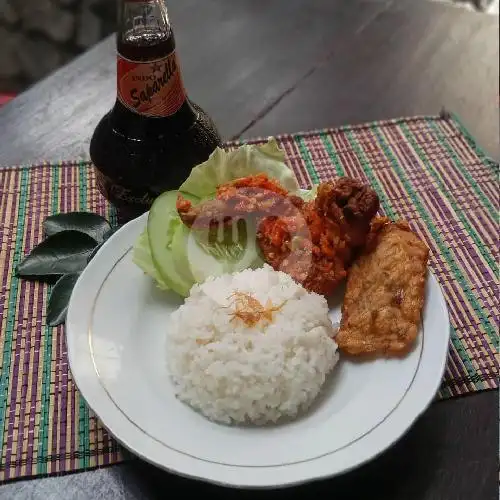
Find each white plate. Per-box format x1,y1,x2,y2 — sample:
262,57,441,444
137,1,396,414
66,212,450,489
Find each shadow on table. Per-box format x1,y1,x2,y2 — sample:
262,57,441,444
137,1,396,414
1,392,496,499
121,407,443,500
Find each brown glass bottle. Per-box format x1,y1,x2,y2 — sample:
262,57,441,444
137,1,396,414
90,0,222,223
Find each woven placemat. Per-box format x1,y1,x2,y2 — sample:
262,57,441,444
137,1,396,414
0,113,498,482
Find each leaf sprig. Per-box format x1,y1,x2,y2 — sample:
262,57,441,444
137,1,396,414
15,212,115,326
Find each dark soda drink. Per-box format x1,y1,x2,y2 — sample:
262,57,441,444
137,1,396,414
90,0,222,223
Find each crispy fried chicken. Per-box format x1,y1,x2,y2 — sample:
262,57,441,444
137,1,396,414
257,177,380,295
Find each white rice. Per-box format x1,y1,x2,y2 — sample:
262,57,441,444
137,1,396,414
166,264,339,425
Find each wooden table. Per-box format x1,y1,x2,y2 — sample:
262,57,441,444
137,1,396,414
0,0,498,498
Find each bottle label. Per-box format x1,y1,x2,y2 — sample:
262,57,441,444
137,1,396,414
95,169,156,208
116,50,186,117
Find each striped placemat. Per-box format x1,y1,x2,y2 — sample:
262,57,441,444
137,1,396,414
0,113,498,481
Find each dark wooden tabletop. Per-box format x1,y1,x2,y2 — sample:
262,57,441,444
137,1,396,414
0,0,498,499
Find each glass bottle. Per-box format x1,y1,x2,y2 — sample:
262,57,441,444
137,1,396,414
90,0,222,223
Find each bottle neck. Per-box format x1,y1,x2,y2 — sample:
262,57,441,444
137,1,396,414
112,0,196,138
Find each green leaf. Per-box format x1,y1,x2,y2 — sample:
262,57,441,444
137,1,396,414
16,230,98,279
298,185,319,201
47,273,80,326
132,229,170,291
179,138,300,198
44,212,112,243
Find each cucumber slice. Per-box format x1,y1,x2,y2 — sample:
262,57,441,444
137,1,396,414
147,190,198,297
184,219,264,283
171,222,196,283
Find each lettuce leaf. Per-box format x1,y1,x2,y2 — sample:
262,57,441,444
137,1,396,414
132,229,170,291
298,184,319,201
132,139,305,296
179,138,300,198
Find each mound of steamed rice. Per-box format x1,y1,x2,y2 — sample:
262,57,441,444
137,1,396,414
166,264,339,425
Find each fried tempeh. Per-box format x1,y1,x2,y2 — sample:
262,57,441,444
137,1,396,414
336,218,429,356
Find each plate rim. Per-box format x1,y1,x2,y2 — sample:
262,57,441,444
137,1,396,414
66,213,451,489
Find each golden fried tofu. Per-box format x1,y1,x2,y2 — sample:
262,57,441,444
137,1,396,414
336,219,429,356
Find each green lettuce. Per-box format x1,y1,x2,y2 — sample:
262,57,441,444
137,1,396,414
132,229,170,291
298,184,319,201
132,139,303,296
179,138,300,198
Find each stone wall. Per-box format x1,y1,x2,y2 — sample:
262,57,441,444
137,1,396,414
0,0,115,93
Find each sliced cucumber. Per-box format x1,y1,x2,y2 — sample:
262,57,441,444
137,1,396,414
148,190,264,295
185,219,264,283
171,221,196,283
147,190,198,297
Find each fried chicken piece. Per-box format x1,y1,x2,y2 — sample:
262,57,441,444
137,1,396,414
315,178,380,247
257,177,380,296
336,219,429,356
258,203,349,296
176,173,380,296
176,197,232,229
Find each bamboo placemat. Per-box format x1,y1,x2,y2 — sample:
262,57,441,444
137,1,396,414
0,113,498,481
